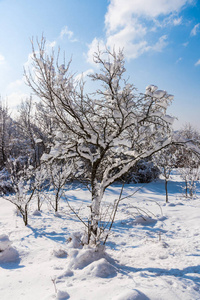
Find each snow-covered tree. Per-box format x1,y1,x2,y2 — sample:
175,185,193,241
0,101,13,169
17,97,47,167
176,124,200,198
45,161,73,212
25,38,176,244
4,158,36,226
153,146,177,202
179,166,199,198
33,164,48,211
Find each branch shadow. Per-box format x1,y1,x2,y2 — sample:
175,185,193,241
115,261,200,284
25,225,69,244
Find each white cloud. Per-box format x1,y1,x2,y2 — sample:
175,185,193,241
87,0,192,63
183,41,189,47
107,33,148,60
47,40,56,48
60,26,73,39
60,26,77,42
173,17,182,26
105,0,192,32
24,52,35,70
195,59,200,66
152,35,168,52
5,78,31,112
7,92,30,109
0,53,5,64
75,69,94,81
151,15,182,29
7,78,25,90
190,23,200,36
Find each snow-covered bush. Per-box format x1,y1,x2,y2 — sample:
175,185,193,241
120,159,160,183
0,168,14,194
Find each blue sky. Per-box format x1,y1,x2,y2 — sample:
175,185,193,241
0,0,199,130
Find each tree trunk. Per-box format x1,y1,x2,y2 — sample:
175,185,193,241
37,194,41,211
89,180,102,244
185,180,188,197
165,179,169,203
23,209,28,226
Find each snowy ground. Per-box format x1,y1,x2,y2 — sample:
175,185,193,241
0,174,200,300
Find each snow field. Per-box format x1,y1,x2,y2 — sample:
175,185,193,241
0,178,200,299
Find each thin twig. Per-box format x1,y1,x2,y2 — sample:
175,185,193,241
103,183,124,245
65,197,88,228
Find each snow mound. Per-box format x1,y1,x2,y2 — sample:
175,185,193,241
32,210,42,216
66,245,117,278
58,268,74,279
0,247,19,263
56,290,70,300
167,202,176,207
52,248,68,258
83,257,117,278
68,246,105,270
0,235,19,263
114,289,149,300
55,212,62,218
133,215,157,225
0,234,12,251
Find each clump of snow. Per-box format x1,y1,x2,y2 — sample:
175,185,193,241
162,115,175,125
59,245,116,280
153,90,166,99
0,247,19,263
145,85,158,94
56,290,70,300
52,248,68,258
83,257,117,278
0,235,19,263
35,138,43,143
41,153,50,161
67,231,83,249
68,245,106,270
133,215,157,225
114,289,149,300
58,269,74,278
0,234,12,251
